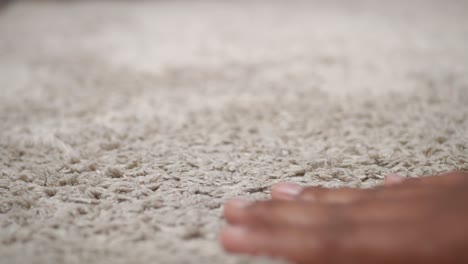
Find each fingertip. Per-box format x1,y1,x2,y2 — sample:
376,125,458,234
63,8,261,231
225,199,252,209
223,199,252,224
384,174,405,186
219,226,249,253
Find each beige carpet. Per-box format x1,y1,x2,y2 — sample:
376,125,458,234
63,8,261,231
1,1,467,263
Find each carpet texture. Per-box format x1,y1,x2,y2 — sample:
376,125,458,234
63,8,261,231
1,1,467,263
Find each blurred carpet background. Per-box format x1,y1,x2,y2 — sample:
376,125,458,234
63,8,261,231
1,1,467,263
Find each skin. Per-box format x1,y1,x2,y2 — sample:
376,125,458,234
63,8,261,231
220,171,468,264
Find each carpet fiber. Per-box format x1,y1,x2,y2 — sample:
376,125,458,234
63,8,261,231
1,1,467,263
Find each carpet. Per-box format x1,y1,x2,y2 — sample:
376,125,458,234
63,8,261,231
1,0,467,263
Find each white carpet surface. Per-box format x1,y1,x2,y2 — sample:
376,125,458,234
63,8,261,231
1,1,467,263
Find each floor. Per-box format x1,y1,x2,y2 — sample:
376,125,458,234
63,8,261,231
0,1,467,263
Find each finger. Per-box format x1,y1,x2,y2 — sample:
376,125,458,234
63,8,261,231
272,182,374,204
297,186,375,204
273,171,468,204
224,199,253,224
224,199,341,227
402,170,468,187
220,221,442,264
225,197,438,228
220,225,338,264
271,182,303,200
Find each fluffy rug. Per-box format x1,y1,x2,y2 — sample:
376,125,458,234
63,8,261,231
1,1,467,263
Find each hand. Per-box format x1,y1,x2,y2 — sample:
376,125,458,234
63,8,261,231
220,171,468,264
